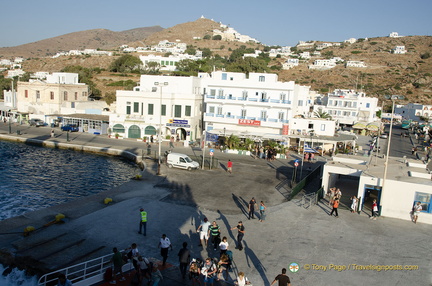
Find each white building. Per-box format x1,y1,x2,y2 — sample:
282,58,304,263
344,38,357,44
323,155,432,224
288,118,336,137
16,72,91,117
200,71,311,138
7,69,26,78
392,46,406,54
140,54,202,72
109,75,203,141
389,32,403,38
318,89,379,125
152,40,187,54
282,58,299,70
346,61,367,68
316,43,334,50
299,52,311,59
395,103,432,121
308,59,336,70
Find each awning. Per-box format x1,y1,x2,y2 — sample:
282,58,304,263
352,122,367,129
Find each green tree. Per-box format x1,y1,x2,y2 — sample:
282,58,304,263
226,57,269,74
314,110,332,119
142,61,161,75
203,34,211,40
212,35,222,40
226,134,240,149
109,55,142,73
185,45,196,55
201,48,212,58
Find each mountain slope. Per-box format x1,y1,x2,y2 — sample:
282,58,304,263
0,26,164,58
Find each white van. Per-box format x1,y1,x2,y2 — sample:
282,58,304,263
166,153,200,170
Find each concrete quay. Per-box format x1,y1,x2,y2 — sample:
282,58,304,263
0,124,431,285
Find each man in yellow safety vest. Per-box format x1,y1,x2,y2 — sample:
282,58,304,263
139,208,147,236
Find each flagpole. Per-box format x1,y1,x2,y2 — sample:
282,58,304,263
300,138,305,180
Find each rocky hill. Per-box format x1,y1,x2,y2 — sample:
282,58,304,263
0,26,164,58
2,18,432,105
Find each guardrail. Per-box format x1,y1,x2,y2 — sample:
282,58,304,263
38,251,133,286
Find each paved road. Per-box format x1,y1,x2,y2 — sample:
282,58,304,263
0,123,431,286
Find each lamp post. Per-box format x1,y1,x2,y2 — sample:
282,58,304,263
154,82,168,176
381,95,404,213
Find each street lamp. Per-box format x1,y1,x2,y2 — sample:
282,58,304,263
154,82,168,175
381,95,404,212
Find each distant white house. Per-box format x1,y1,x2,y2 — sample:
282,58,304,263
389,32,403,38
299,52,311,59
243,50,262,59
6,69,26,78
346,61,367,68
392,46,406,54
308,59,336,70
297,41,315,48
316,43,334,50
282,58,299,70
344,38,357,44
152,40,187,54
140,54,202,72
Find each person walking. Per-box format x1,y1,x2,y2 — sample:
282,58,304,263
227,159,233,174
138,208,147,236
150,264,163,286
188,260,201,286
201,257,217,286
259,201,267,222
196,217,211,247
350,196,358,213
234,271,251,286
178,242,190,280
51,128,55,138
248,197,258,219
110,247,126,284
230,221,245,251
209,221,221,251
158,234,172,266
169,136,175,149
127,243,140,270
329,197,340,217
413,201,422,224
370,199,379,220
270,268,291,286
219,236,229,256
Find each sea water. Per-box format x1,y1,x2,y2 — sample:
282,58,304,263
0,140,140,285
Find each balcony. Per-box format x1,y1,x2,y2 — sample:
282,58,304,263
205,113,215,117
216,114,224,118
206,94,215,99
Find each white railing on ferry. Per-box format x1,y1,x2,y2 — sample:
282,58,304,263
38,251,133,286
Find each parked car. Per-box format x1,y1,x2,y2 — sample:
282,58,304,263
380,133,388,139
61,124,79,132
29,119,46,127
166,153,199,170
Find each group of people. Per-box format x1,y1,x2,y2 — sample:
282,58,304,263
247,197,267,222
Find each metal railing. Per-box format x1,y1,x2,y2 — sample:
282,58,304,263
38,251,133,286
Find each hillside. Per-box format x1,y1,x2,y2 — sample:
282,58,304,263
2,18,432,105
0,26,164,58
277,35,432,105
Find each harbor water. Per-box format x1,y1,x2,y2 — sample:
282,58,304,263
0,140,141,285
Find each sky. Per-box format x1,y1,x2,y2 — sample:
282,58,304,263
1,0,431,48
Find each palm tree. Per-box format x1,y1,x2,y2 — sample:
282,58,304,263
226,134,240,149
314,110,332,120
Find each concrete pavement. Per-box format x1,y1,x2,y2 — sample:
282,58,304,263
0,124,431,285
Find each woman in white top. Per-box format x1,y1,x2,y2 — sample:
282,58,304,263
219,236,229,255
235,271,250,286
350,196,358,213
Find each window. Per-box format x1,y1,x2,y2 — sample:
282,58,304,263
174,105,182,117
366,103,370,108
241,109,247,118
353,102,357,108
414,192,431,213
278,112,284,120
308,123,313,129
63,91,68,100
261,110,267,119
242,91,248,100
126,102,131,115
320,124,326,131
217,107,223,115
280,93,286,101
82,91,88,97
210,89,216,96
209,106,215,113
74,92,78,100
185,106,191,116
148,104,154,115
35,91,40,99
161,105,166,116
222,73,227,80
218,89,224,97
259,76,265,82
133,102,139,113
50,92,54,100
